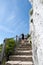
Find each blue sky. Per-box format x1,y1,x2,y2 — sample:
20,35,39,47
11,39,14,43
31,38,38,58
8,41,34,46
0,0,31,43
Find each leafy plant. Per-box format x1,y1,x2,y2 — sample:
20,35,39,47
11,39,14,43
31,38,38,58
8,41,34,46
30,9,33,16
5,38,16,61
27,34,31,38
31,19,33,23
0,44,3,53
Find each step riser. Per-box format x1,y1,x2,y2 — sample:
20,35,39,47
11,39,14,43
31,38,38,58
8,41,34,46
9,57,32,61
6,64,33,65
18,46,32,48
16,49,32,51
19,45,31,46
19,44,31,46
6,63,33,65
18,44,32,48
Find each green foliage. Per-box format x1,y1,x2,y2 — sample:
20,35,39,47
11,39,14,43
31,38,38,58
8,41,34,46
31,19,33,23
0,44,3,52
30,9,33,16
27,34,31,38
0,48,2,52
5,38,16,60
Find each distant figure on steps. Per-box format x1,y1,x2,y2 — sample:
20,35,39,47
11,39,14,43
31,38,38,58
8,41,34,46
21,34,24,44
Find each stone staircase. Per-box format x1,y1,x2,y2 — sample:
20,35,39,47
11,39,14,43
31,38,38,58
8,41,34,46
5,43,33,65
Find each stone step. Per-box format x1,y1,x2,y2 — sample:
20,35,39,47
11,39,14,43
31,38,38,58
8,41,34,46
18,45,31,48
15,50,32,55
16,50,32,52
9,55,32,61
16,47,32,51
17,47,31,49
19,43,31,46
18,44,32,48
5,43,33,65
6,61,33,65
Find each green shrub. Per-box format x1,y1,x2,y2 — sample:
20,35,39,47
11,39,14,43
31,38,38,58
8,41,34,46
5,38,16,60
0,44,3,53
31,19,33,23
30,9,33,16
0,48,2,52
27,34,31,38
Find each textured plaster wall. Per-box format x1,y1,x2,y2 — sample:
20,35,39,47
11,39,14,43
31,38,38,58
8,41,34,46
29,0,43,65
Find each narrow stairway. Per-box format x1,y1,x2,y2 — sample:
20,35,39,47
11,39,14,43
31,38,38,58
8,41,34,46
5,43,33,65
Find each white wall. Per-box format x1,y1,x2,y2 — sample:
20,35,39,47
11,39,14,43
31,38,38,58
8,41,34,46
29,0,43,65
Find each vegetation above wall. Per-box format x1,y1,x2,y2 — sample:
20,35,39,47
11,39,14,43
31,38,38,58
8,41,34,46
27,34,31,38
30,8,33,16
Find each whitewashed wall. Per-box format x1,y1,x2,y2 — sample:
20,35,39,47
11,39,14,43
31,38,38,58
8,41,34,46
29,0,43,65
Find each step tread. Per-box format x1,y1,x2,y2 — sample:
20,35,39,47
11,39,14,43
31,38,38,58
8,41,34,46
16,50,32,53
15,50,32,55
6,61,33,65
10,55,32,57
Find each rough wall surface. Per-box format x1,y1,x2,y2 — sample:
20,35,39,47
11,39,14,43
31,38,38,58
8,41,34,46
29,0,43,65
